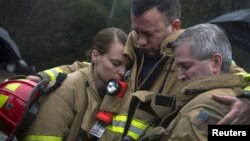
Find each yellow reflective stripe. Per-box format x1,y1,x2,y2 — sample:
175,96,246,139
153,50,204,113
107,124,124,133
113,114,127,122
235,72,250,85
236,72,250,78
0,94,9,108
131,118,148,129
6,83,21,91
107,115,127,133
43,70,55,81
127,130,140,140
43,67,63,81
82,61,90,65
55,67,63,73
107,114,149,140
244,86,250,91
23,135,62,141
127,119,149,140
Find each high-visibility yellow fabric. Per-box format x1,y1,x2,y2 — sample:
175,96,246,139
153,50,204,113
244,86,250,91
107,114,149,140
5,83,20,91
43,67,63,81
23,65,101,141
37,61,90,82
0,94,8,108
164,75,243,141
23,135,62,141
235,72,250,86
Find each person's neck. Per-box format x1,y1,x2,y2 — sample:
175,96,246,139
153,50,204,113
95,80,106,98
94,72,107,98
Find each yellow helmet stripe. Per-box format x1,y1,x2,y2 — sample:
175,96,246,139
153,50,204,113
5,83,21,92
0,94,9,108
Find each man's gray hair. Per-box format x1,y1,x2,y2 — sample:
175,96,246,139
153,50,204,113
173,23,232,73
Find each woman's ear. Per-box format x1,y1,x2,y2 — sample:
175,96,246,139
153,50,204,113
211,53,222,74
91,49,99,64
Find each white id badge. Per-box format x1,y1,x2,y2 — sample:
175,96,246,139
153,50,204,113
90,120,107,138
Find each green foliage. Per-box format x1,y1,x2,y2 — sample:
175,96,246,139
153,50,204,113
0,0,249,72
64,0,109,64
107,0,132,33
180,0,250,28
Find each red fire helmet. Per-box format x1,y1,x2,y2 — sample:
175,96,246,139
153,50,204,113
0,78,47,140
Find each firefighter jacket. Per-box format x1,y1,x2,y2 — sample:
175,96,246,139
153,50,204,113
31,30,249,141
37,61,90,82
162,74,244,141
22,64,103,141
137,74,246,141
100,30,250,141
97,30,186,141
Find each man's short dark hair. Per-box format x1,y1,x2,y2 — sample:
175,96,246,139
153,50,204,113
131,0,181,23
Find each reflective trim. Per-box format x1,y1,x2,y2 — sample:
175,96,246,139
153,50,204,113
127,130,139,140
5,83,20,91
127,118,149,140
0,94,9,108
107,115,127,133
244,86,250,91
131,118,149,129
43,67,63,81
107,114,149,140
113,114,127,122
23,135,62,141
127,126,143,140
112,119,126,127
107,124,124,134
235,72,250,85
82,61,90,65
